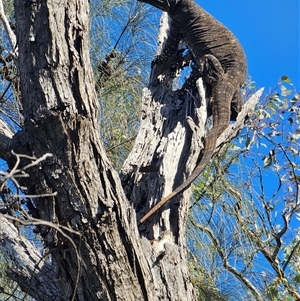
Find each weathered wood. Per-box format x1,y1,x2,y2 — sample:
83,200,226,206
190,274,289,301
0,215,62,300
121,10,262,254
0,2,262,300
0,118,13,159
6,0,150,300
0,2,198,301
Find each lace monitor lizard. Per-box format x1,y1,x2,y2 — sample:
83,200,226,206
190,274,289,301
139,0,247,224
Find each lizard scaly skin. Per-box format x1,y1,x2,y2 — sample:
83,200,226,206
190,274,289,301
139,0,247,224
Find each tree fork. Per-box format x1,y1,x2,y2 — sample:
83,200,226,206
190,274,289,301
1,1,198,300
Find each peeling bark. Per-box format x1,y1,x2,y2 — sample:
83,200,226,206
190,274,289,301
120,12,262,247
0,1,198,300
0,2,261,300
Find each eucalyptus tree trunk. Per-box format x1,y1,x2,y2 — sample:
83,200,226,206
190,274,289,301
1,1,197,300
0,1,261,300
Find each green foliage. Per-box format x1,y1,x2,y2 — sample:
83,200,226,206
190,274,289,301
187,76,300,300
1,0,299,299
188,253,228,301
1,0,14,18
90,0,158,169
0,0,20,130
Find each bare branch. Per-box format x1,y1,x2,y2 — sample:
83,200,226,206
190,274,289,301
0,152,53,192
234,205,300,300
3,214,82,301
191,220,264,301
283,238,300,271
0,0,17,56
217,88,264,148
0,215,62,300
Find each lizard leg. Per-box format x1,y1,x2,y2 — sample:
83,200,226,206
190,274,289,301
230,90,243,121
180,53,224,93
151,22,183,80
169,48,193,78
153,22,182,65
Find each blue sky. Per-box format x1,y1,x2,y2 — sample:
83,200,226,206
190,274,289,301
199,0,299,91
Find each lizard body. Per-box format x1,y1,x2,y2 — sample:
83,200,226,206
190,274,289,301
139,0,247,224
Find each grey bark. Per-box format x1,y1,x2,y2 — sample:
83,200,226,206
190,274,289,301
120,12,262,244
0,2,261,301
0,215,61,300
0,118,13,159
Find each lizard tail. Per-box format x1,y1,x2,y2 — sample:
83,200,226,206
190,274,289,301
139,129,220,224
139,82,235,225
